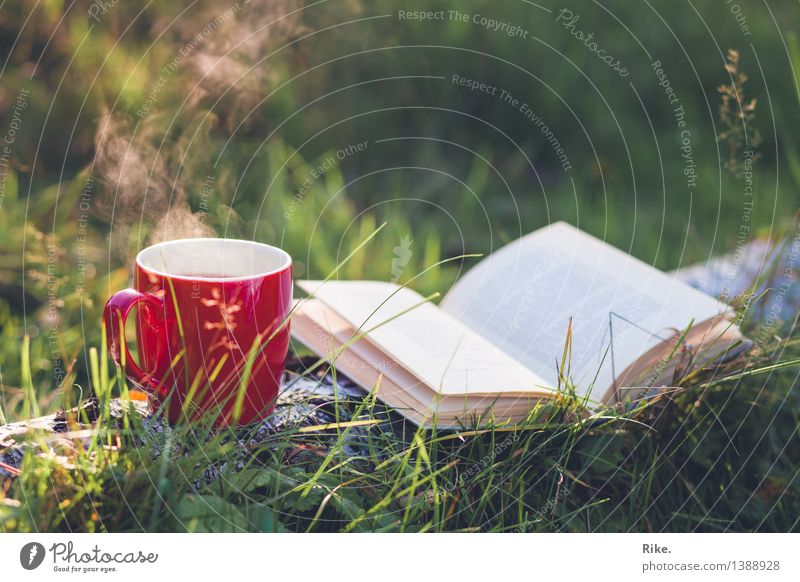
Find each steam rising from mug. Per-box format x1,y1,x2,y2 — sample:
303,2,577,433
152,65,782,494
89,1,305,251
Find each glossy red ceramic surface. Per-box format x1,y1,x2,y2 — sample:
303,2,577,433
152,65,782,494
103,240,292,426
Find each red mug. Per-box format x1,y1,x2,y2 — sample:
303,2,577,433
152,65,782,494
103,238,292,426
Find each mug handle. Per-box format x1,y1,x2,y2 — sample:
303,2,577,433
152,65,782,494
103,289,165,397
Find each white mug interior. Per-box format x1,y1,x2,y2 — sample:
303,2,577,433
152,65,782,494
136,238,291,281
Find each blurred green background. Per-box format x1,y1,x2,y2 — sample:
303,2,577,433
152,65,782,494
1,0,798,419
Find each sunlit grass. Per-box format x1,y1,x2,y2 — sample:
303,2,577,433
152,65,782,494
2,229,799,532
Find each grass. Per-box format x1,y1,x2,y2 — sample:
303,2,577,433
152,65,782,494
1,236,799,533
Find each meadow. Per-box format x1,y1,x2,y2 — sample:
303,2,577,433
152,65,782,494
0,0,798,532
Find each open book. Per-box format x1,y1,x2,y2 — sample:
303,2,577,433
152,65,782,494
291,222,747,427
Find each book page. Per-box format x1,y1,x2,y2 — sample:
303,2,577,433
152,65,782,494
291,304,547,428
291,299,550,416
295,280,553,396
440,222,730,399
